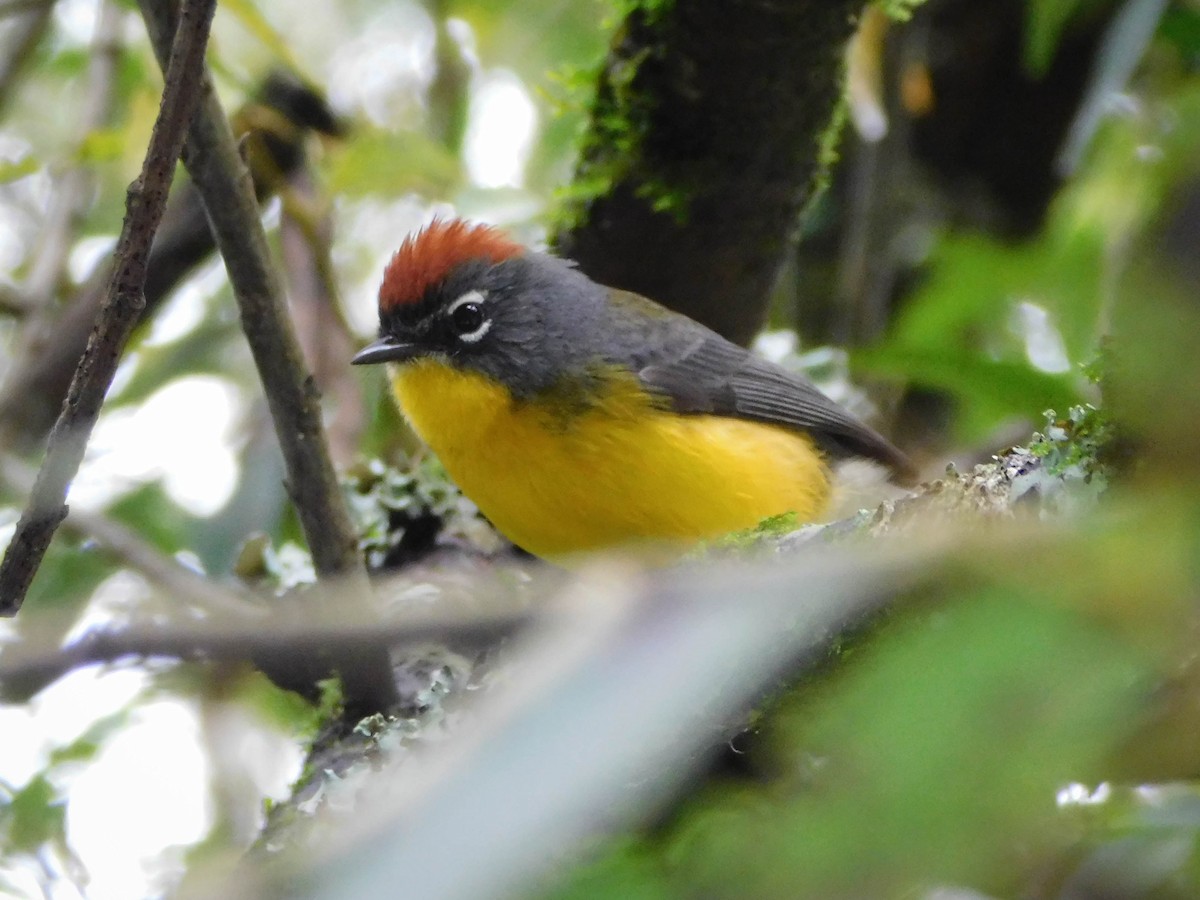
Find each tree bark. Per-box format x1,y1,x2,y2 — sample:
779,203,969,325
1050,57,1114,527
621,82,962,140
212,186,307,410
555,0,863,346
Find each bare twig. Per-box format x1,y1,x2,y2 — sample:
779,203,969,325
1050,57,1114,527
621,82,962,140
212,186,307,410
0,0,218,616
136,2,394,712
137,2,362,582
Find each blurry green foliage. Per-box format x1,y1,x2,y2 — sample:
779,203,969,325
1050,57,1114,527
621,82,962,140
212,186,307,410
0,711,128,891
219,0,302,72
859,14,1199,443
23,536,114,614
546,541,1193,898
0,156,38,184
1161,7,1200,62
1,0,1199,895
1025,0,1115,75
872,0,928,22
325,129,461,200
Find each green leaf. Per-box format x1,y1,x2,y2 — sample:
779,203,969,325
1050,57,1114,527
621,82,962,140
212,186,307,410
48,711,132,766
856,346,1083,441
326,129,462,200
1025,0,1112,75
4,776,64,854
1161,9,1200,61
0,156,38,185
77,128,126,164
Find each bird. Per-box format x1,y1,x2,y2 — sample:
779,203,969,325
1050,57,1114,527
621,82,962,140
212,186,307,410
352,219,914,561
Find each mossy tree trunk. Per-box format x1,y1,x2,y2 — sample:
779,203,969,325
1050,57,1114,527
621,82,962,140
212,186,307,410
554,0,863,346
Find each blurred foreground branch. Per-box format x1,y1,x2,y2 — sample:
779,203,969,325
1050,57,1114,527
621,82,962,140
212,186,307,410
0,0,51,119
0,0,218,616
233,547,920,900
0,575,538,704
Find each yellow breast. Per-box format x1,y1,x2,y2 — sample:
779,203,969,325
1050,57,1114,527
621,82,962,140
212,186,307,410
390,359,831,561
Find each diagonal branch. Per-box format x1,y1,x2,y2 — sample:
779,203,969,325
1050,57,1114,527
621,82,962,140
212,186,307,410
136,2,363,583
136,3,396,712
0,0,218,616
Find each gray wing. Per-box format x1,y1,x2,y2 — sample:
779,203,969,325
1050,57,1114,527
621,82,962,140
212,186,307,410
607,291,915,483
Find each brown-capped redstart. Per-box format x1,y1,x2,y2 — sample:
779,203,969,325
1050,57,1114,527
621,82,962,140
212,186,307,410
352,219,914,560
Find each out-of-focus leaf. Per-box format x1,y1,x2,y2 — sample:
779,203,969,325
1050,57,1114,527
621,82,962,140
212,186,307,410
4,776,64,854
78,128,126,164
219,0,301,70
238,670,323,734
107,482,200,555
24,536,114,614
48,711,132,766
0,157,38,184
549,589,1151,899
326,129,461,200
856,345,1083,440
111,314,241,411
886,230,1103,366
1025,0,1113,75
1160,8,1200,60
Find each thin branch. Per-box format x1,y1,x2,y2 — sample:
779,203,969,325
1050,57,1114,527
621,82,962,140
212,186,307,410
0,589,537,701
279,171,365,467
136,2,363,582
136,2,395,712
276,549,919,900
0,0,218,616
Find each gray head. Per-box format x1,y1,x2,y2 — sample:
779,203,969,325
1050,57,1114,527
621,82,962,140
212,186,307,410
351,219,608,397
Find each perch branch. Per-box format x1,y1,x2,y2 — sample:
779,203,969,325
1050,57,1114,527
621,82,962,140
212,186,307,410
0,0,218,616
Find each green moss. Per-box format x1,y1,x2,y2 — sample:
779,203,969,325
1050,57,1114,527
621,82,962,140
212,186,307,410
610,0,675,27
1026,405,1112,483
693,511,803,557
871,0,927,21
807,94,850,215
550,0,696,237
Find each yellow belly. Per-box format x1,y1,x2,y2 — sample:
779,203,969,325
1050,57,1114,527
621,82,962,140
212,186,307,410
391,359,830,560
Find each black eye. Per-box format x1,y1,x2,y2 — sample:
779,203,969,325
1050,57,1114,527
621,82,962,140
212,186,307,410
450,301,485,336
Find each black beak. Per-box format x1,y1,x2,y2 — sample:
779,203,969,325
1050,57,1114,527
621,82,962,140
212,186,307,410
351,336,420,366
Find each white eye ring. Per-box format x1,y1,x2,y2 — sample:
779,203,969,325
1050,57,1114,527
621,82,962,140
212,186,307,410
446,290,491,343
